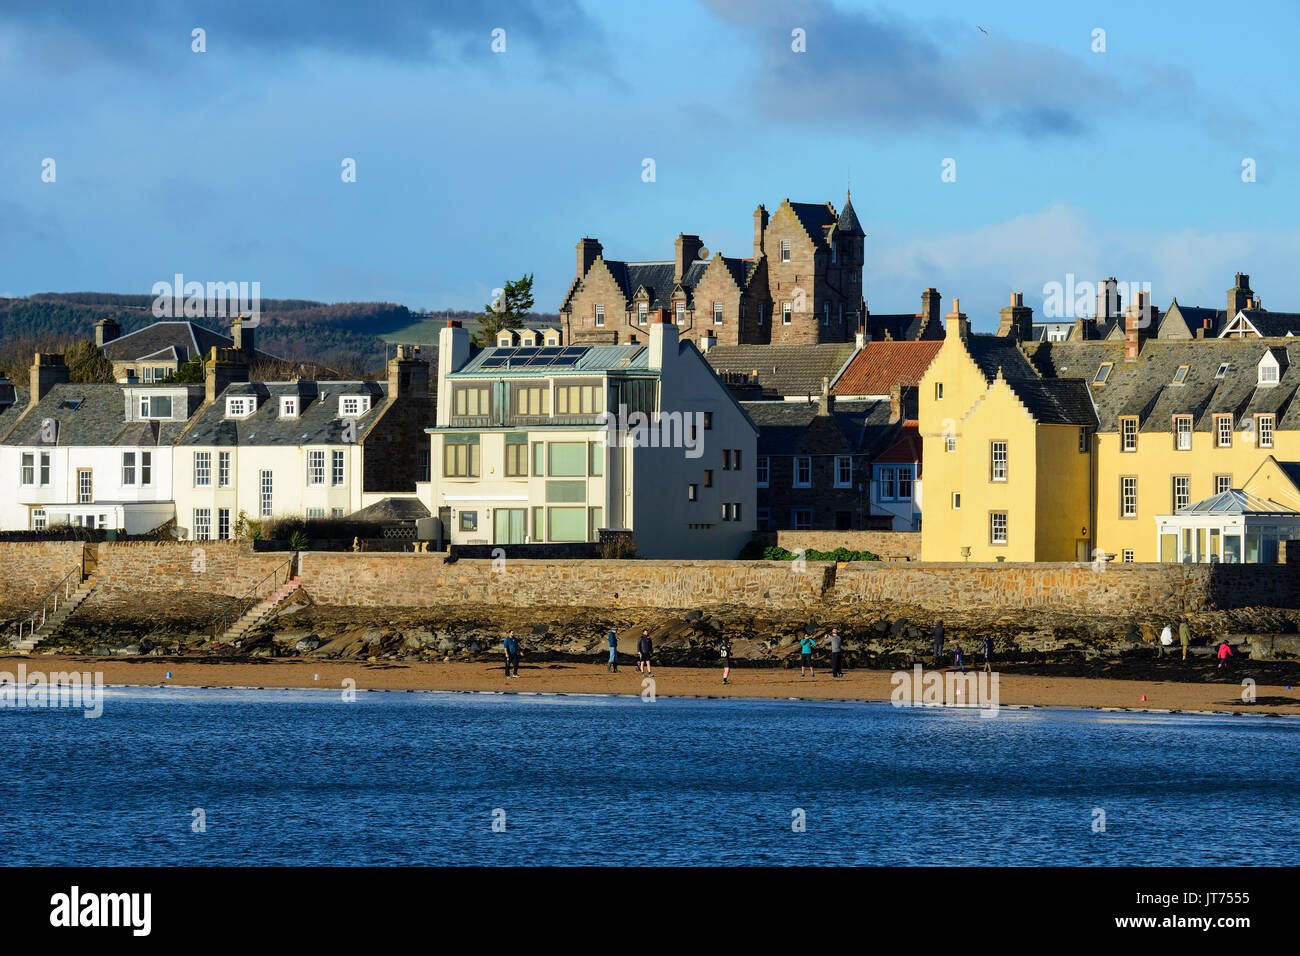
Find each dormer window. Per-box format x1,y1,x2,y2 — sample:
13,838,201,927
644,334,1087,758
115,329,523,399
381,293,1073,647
1094,362,1113,385
139,395,173,419
1171,365,1188,385
1259,354,1281,385
280,396,298,418
225,396,255,418
340,395,371,417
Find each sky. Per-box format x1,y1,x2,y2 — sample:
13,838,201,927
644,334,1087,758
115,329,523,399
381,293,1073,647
2,0,1298,333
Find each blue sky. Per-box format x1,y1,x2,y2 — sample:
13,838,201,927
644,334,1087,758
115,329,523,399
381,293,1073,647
2,0,1298,332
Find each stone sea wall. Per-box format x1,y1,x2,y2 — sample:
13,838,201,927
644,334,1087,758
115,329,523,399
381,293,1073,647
772,530,920,561
0,541,87,614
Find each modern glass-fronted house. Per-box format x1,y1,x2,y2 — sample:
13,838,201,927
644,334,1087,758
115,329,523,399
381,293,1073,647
1155,489,1300,563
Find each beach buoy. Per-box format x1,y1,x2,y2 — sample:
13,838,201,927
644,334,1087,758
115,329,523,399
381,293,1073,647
1141,695,1147,701
165,672,171,679
314,674,319,681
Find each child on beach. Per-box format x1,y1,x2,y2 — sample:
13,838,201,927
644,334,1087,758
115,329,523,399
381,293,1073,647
953,644,964,673
1216,640,1234,672
719,637,733,685
799,633,816,677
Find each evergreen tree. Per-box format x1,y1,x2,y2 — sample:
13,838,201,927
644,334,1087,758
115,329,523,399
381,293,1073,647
473,274,534,347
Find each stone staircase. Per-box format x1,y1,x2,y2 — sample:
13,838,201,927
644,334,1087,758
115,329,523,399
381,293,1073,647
10,574,97,655
216,576,302,643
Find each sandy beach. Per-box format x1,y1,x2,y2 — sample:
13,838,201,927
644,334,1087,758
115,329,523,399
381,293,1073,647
10,654,1299,717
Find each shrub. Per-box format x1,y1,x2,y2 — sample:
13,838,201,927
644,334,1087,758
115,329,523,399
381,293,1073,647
761,545,879,562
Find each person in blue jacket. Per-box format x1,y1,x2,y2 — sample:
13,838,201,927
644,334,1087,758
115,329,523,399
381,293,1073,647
503,630,521,678
607,626,618,672
799,633,817,678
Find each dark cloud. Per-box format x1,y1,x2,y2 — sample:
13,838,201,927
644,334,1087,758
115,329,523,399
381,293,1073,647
702,0,1195,138
0,0,608,65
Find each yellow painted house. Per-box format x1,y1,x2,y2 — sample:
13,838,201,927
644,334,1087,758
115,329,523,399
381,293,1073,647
921,301,1300,564
919,301,1096,562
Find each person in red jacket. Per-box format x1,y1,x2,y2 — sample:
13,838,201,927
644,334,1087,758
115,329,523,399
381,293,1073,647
1216,640,1234,672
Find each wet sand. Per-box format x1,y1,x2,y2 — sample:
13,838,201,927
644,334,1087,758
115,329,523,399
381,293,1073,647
12,655,1300,717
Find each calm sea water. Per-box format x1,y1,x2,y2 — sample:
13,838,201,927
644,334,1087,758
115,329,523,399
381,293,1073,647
2,688,1295,866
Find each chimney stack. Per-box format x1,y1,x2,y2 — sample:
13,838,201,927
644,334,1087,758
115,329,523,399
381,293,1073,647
649,308,678,370
577,237,602,278
204,346,250,404
30,352,70,404
921,288,942,332
753,205,769,259
996,291,1034,341
435,322,472,427
1096,277,1121,322
387,344,429,400
674,234,704,284
817,376,834,416
94,317,121,348
944,297,969,341
231,315,255,361
1124,291,1152,361
1227,272,1253,318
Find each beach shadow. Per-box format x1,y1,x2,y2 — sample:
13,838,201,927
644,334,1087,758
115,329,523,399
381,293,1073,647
1223,696,1300,708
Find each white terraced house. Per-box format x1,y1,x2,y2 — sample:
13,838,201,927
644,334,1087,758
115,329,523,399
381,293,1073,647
0,353,198,533
420,313,757,558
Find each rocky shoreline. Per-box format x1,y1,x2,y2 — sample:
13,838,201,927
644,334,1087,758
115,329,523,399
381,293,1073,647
18,591,1300,684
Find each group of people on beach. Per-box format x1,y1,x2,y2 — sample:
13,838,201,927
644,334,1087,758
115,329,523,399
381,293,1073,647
930,621,996,673
1158,618,1237,670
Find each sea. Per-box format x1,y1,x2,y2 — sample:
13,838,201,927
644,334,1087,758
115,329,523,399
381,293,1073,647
2,687,1295,866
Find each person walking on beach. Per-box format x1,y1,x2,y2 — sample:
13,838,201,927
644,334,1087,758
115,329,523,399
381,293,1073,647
1216,640,1234,672
637,629,653,677
981,635,994,674
953,644,964,673
1159,623,1173,657
799,632,817,677
719,637,733,685
607,626,619,672
1179,618,1191,661
503,630,522,679
932,620,945,665
829,627,843,678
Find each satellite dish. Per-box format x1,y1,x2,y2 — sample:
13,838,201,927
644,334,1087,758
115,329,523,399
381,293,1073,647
697,247,710,260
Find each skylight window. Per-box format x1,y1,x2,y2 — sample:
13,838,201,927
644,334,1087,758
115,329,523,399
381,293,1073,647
1093,362,1113,385
1215,362,1230,379
1172,365,1188,385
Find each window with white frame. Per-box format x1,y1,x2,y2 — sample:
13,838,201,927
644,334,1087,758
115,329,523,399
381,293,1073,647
218,508,231,540
1120,417,1138,451
332,449,346,485
1258,414,1274,448
139,394,173,419
307,508,325,518
1174,415,1192,450
340,395,371,417
721,502,732,521
307,450,325,486
756,456,769,488
675,303,685,324
260,470,273,518
794,456,811,487
990,441,1008,481
835,456,852,487
1215,415,1232,447
1260,359,1279,385
595,304,605,327
225,396,255,418
945,436,956,453
21,453,33,485
713,302,723,325
1215,474,1232,495
122,452,136,485
638,303,648,325
193,508,211,541
879,466,895,499
782,303,792,325
32,509,46,530
781,240,790,262
218,451,230,487
194,451,212,487
141,451,152,485
1173,475,1190,511
280,396,298,418
1121,476,1138,517
1123,550,1135,563
990,511,1008,545
897,467,914,499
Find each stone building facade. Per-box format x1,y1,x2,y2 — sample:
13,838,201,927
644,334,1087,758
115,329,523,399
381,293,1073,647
560,194,866,347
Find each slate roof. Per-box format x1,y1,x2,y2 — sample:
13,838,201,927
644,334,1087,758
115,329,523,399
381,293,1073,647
836,194,865,237
348,496,430,522
0,382,31,438
966,334,1041,381
742,399,895,457
704,344,857,399
788,202,838,248
600,258,755,311
178,381,390,446
832,341,942,396
99,320,280,366
1026,339,1300,433
1,383,203,446
1233,310,1300,338
1003,378,1098,426
1161,300,1225,338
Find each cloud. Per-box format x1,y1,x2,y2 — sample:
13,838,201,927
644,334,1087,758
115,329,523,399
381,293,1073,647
0,0,609,67
701,0,1198,138
872,203,1300,328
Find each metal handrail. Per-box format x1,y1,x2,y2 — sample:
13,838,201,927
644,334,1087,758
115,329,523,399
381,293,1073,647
209,554,297,640
13,561,85,645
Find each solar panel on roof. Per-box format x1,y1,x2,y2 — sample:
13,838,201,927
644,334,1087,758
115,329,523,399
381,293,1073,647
550,356,580,367
537,347,562,357
480,356,508,368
